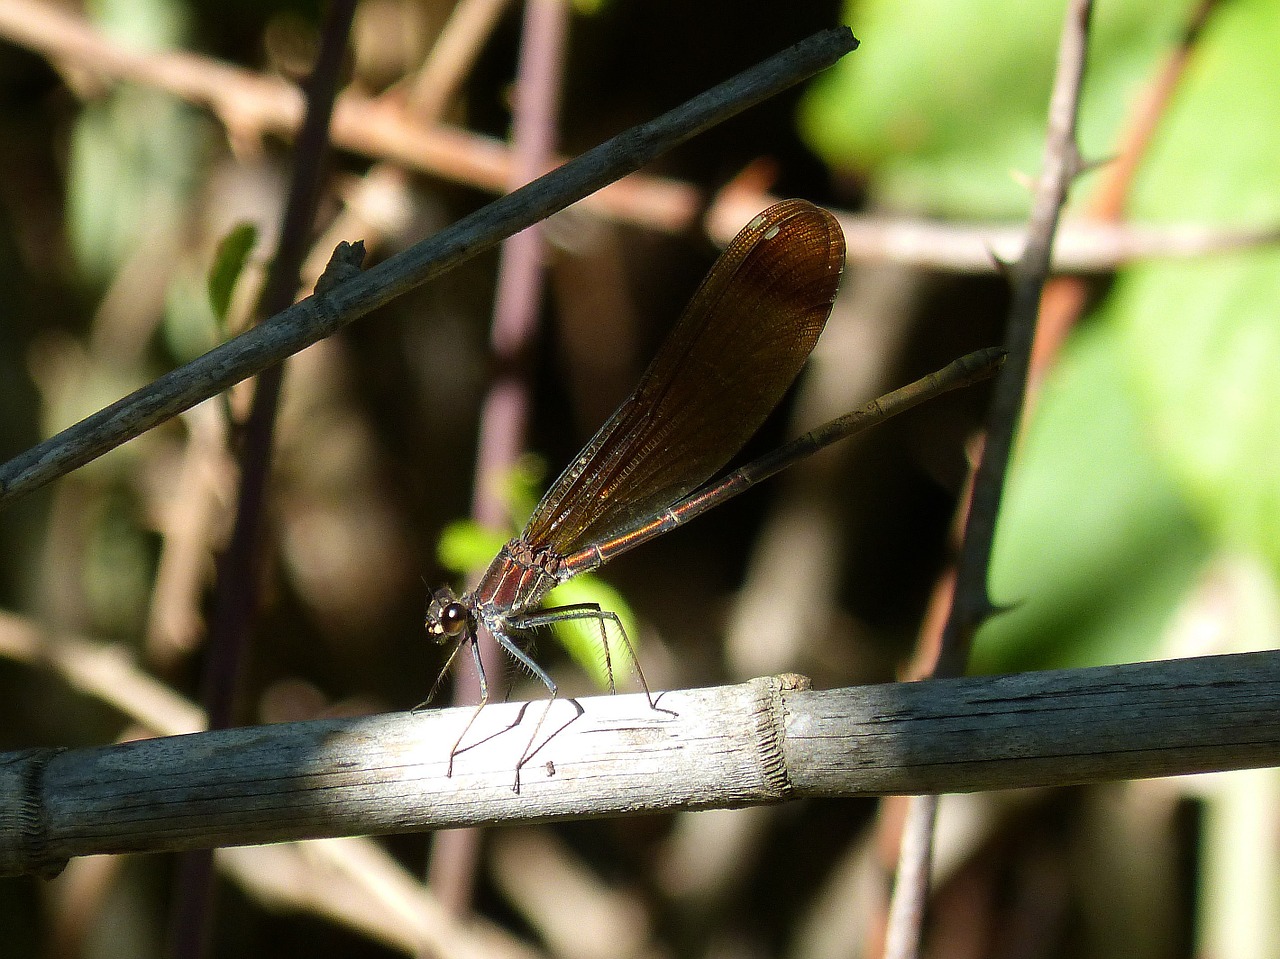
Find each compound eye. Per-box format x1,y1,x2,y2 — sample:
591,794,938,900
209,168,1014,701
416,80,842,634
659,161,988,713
438,602,470,638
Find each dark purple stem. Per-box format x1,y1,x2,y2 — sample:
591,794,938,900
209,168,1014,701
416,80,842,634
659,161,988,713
169,3,357,958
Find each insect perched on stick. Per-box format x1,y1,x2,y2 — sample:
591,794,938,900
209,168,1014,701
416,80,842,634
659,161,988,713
425,199,1003,788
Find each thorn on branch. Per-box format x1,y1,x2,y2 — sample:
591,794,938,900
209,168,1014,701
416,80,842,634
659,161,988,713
315,240,367,296
985,597,1022,620
1010,167,1036,193
987,245,1017,281
1076,152,1115,180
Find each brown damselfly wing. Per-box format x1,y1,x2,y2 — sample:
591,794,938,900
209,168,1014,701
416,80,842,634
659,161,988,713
521,198,845,558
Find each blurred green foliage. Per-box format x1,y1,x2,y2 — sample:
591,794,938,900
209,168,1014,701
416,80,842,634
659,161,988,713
977,320,1209,673
69,0,202,283
163,223,258,363
802,0,1199,217
807,0,1280,671
206,222,259,325
1118,0,1280,576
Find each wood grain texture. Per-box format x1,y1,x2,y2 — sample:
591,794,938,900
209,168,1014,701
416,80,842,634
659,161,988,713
1,650,1277,878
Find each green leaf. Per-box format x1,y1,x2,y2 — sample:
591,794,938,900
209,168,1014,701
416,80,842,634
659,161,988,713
800,0,1198,216
1110,0,1280,577
163,266,217,363
816,0,1280,657
979,320,1209,673
207,223,258,325
69,0,199,281
436,520,508,575
543,577,640,691
498,454,548,529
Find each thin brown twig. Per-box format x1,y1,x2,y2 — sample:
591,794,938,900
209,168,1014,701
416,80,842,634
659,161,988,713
835,216,1278,273
5,3,1265,276
143,400,234,664
1028,0,1224,394
938,0,1091,678
302,0,518,279
4,0,1263,281
405,0,517,120
0,27,859,508
707,189,1280,273
0,0,699,234
882,795,938,959
883,2,1096,958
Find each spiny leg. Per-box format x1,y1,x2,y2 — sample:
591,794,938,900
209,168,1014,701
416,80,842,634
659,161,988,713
438,621,576,788
490,627,586,792
598,607,677,718
410,634,491,777
514,694,583,793
412,636,466,713
445,636,573,776
447,605,677,787
516,604,677,717
446,635,491,777
450,699,546,764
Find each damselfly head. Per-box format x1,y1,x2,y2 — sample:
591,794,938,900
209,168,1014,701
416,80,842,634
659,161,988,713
425,587,472,642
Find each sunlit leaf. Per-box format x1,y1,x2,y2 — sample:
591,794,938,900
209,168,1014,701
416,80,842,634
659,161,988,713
980,321,1208,672
69,0,199,281
436,519,507,575
1113,0,1280,576
801,0,1198,216
544,577,640,691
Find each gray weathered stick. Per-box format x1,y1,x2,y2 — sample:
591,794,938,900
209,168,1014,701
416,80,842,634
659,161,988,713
2,649,1277,878
0,27,858,507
